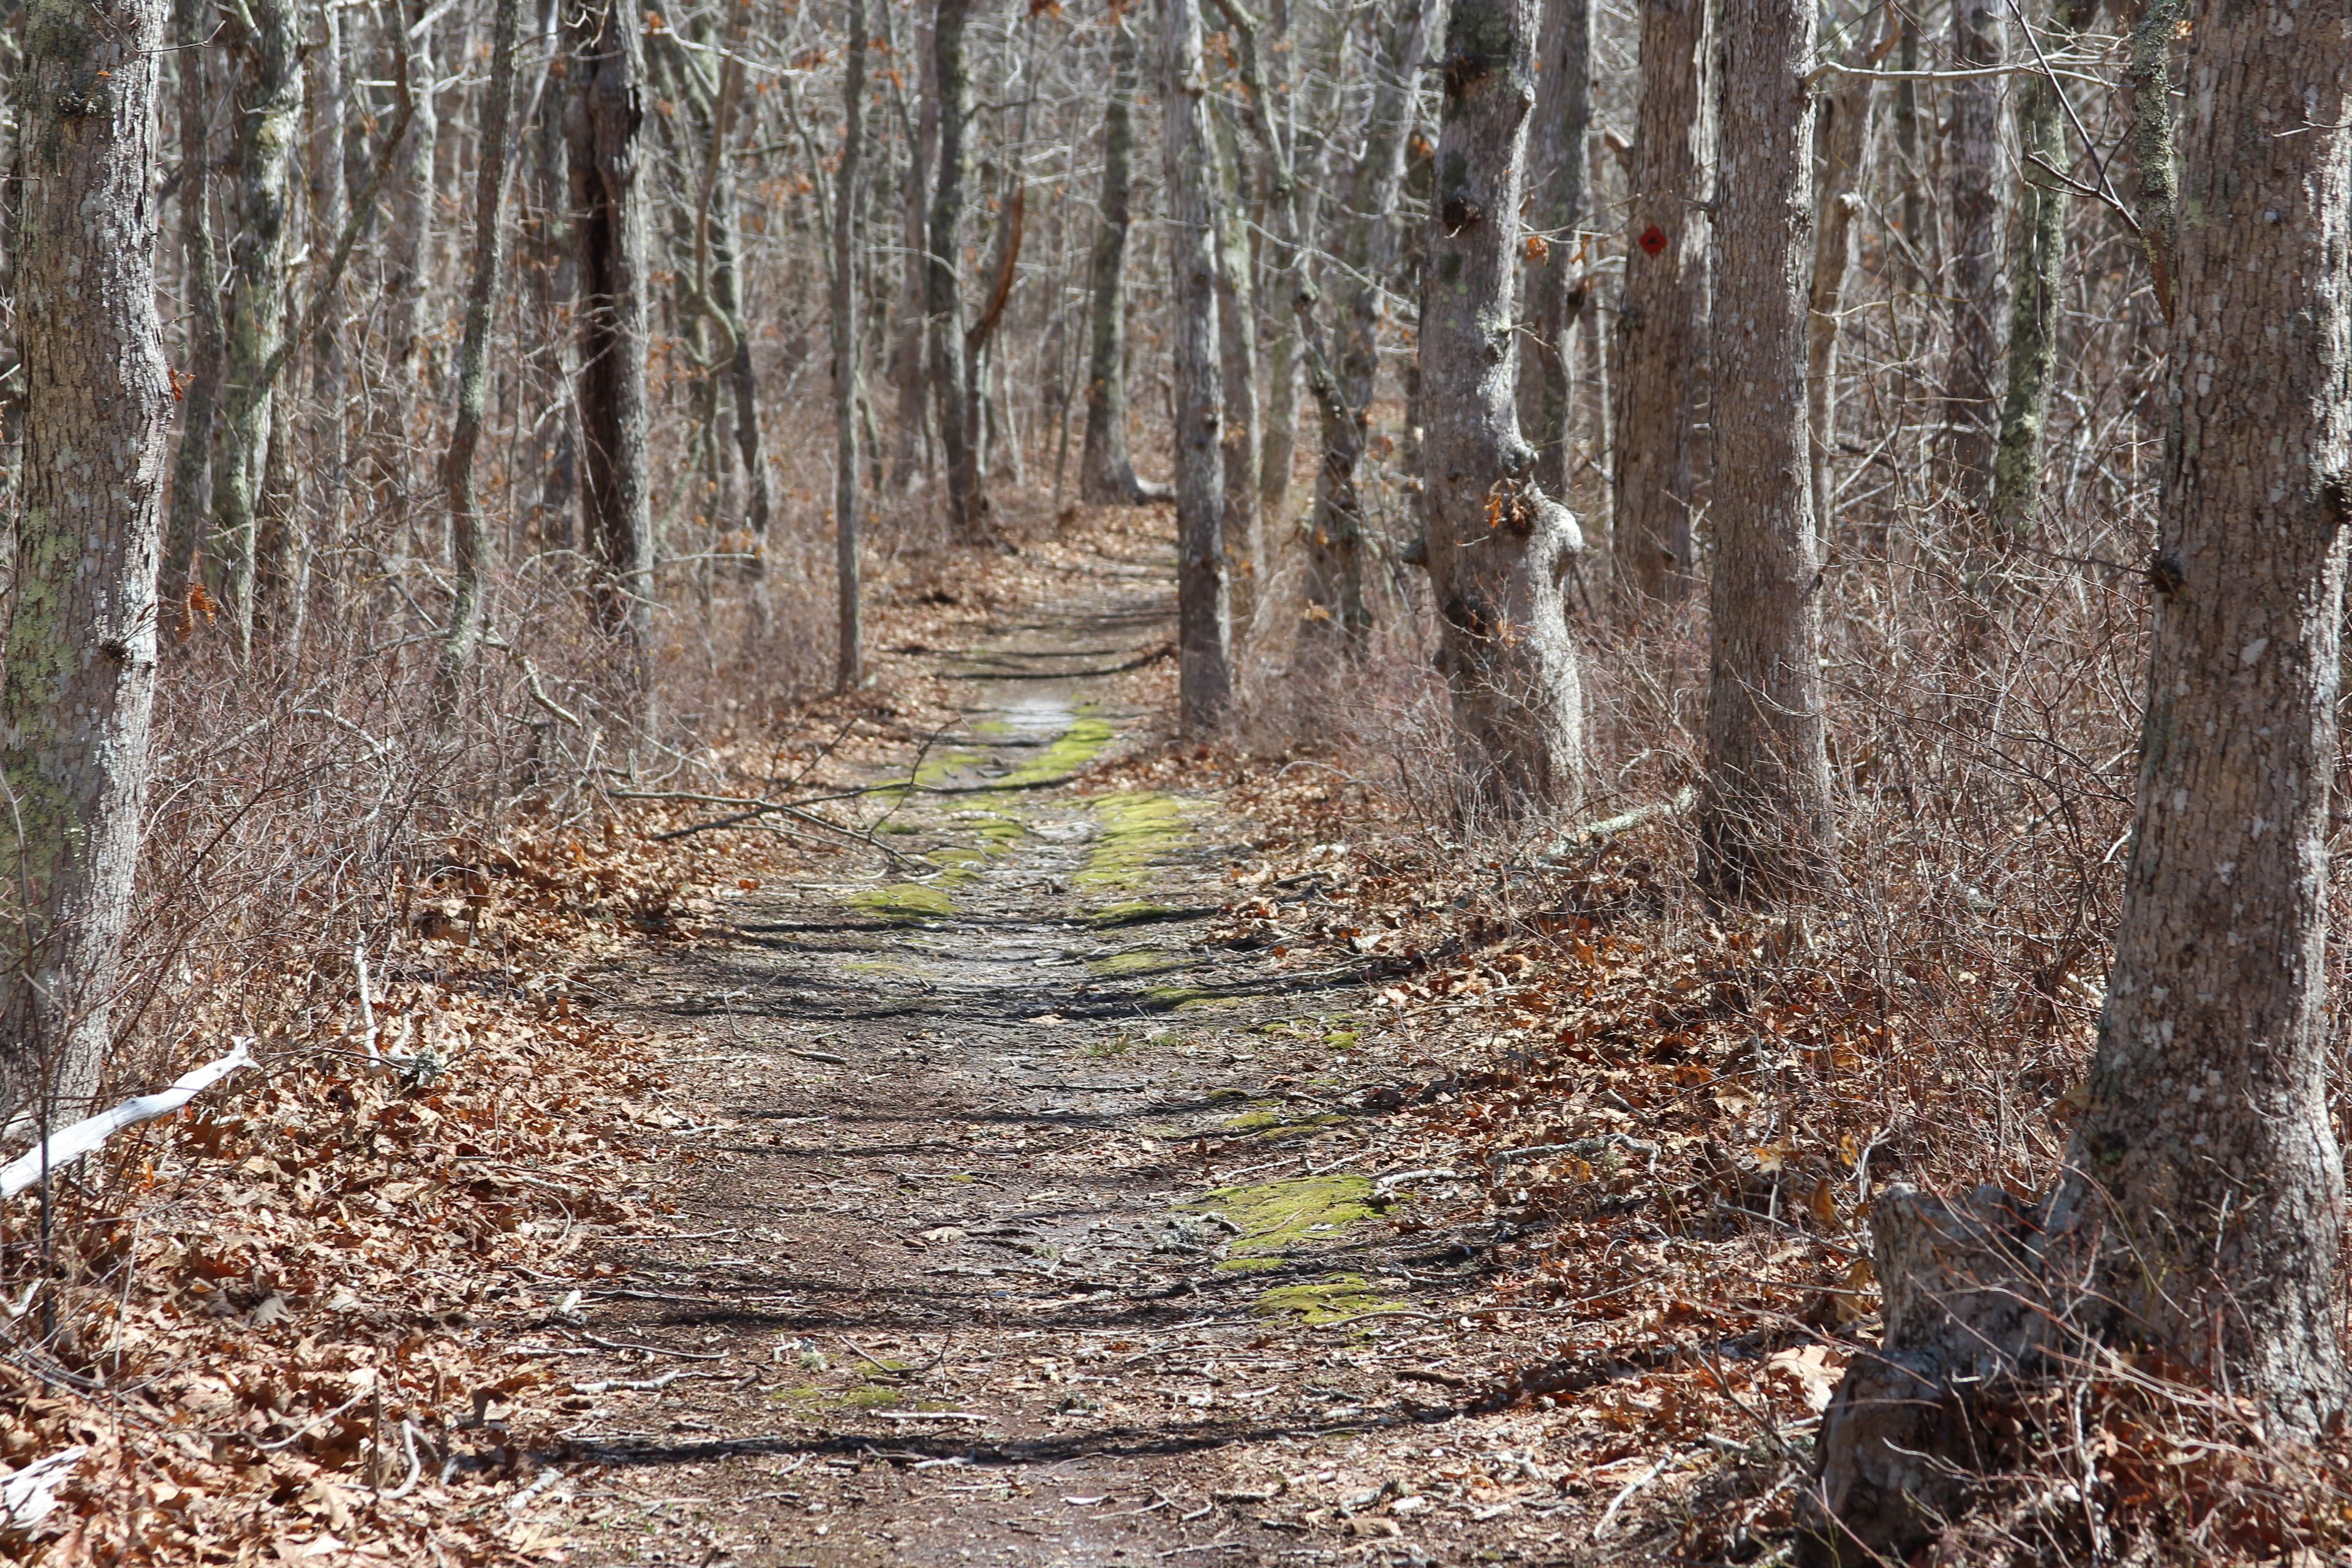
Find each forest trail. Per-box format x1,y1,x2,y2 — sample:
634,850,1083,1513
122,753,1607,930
540,545,1602,1566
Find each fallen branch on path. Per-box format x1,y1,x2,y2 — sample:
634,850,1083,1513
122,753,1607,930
1,1041,256,1202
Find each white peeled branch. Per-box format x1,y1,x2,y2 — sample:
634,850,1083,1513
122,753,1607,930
0,1040,256,1201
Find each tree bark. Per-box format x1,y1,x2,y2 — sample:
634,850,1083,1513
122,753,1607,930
1942,0,2003,514
1080,18,1158,504
889,2,939,491
1697,0,1833,898
1611,0,1711,605
1420,0,1583,815
568,0,655,704
1300,0,1439,644
835,0,868,689
1988,0,2101,544
1804,14,1887,539
1212,96,1262,598
1810,11,2352,1558
0,0,173,1122
388,9,439,377
2124,0,2181,324
1163,0,1232,733
162,0,222,616
437,0,526,701
216,0,303,657
1520,0,1591,503
929,0,986,540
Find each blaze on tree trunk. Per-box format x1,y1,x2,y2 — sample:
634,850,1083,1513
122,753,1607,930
929,0,987,540
568,0,655,704
1162,0,1232,733
0,0,173,1121
216,0,303,657
1697,0,1832,898
1611,0,1710,606
1942,0,2003,515
1988,0,2101,543
1420,0,1583,816
1079,18,1161,505
1809,11,2352,1559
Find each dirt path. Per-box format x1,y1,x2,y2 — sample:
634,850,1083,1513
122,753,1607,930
538,552,1619,1567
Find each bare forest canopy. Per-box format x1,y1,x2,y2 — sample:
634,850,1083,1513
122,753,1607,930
0,0,2349,1559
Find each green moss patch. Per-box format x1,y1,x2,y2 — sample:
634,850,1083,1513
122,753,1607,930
1088,948,1185,977
1185,1172,1381,1272
1001,714,1117,787
1084,900,1189,928
1255,1273,1399,1324
1079,793,1190,889
847,883,956,921
1224,1104,1348,1140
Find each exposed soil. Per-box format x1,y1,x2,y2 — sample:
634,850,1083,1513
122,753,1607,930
534,549,1670,1566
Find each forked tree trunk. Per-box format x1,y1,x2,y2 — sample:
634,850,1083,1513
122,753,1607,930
1809,12,2352,1559
1988,0,2101,544
0,0,174,1121
438,0,526,700
1520,0,1591,504
1080,17,1158,505
1942,0,2003,515
1162,0,1232,732
834,0,869,688
1611,0,1710,605
568,0,655,704
1698,0,1832,898
1419,0,1582,815
216,0,303,657
929,0,986,540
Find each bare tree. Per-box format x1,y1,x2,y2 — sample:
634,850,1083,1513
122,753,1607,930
1611,0,1711,604
1804,10,1888,535
568,0,655,701
1079,17,1161,505
0,0,175,1120
162,0,223,614
1942,0,2003,514
929,0,987,540
1163,0,1232,731
835,0,870,688
1419,0,1582,813
439,0,527,698
1811,10,2352,1556
1698,0,1832,896
1520,0,1592,505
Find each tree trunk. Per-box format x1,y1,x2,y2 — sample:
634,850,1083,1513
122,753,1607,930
1301,0,1439,643
1162,0,1232,733
568,0,655,704
1810,12,2352,1558
1803,15,1885,539
0,0,173,1122
1420,0,1583,815
929,0,986,540
1212,97,1262,601
1697,0,1832,898
162,0,222,615
1942,0,2003,515
216,0,302,657
834,0,868,688
1611,0,1711,605
388,10,439,376
437,0,525,701
2125,0,2181,323
1520,0,1591,503
889,2,938,491
1080,17,1157,505
307,0,350,614
1988,0,2101,544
